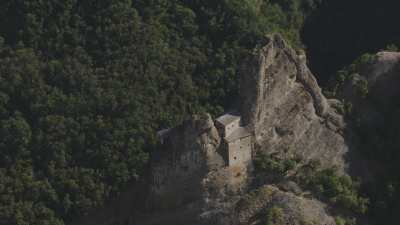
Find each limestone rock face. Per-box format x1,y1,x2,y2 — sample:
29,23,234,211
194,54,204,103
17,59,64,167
240,34,348,170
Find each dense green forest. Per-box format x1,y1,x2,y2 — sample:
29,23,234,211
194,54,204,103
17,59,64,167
1,0,400,225
0,0,317,224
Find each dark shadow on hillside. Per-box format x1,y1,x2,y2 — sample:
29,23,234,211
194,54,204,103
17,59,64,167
302,0,400,85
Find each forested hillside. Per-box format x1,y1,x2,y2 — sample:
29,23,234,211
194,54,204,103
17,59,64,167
0,0,318,224
2,0,400,225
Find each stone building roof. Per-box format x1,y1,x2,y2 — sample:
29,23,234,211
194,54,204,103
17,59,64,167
215,111,240,126
225,126,251,143
157,128,172,138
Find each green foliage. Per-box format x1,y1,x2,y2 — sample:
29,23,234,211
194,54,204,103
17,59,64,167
305,168,369,214
294,164,369,224
354,53,376,68
328,53,373,99
266,206,284,225
334,100,353,116
355,78,368,98
0,44,150,224
335,216,356,225
385,44,399,52
254,152,368,223
335,216,346,225
254,153,298,178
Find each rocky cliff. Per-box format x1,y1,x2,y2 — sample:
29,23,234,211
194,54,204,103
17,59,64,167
240,34,348,171
131,34,350,225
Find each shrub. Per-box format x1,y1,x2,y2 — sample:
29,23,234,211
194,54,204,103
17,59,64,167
385,44,399,52
266,206,284,225
254,153,297,178
307,168,369,214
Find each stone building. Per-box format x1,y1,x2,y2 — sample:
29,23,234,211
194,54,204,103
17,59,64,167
215,112,252,167
157,128,172,145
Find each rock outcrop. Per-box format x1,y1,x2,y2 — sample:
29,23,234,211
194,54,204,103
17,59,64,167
133,34,348,225
240,34,348,171
236,185,336,225
339,51,400,180
83,34,353,225
362,51,400,86
136,114,251,225
75,35,394,225
147,114,222,212
342,51,400,111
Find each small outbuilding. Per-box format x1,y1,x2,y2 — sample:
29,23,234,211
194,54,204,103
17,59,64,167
157,128,172,145
215,112,252,167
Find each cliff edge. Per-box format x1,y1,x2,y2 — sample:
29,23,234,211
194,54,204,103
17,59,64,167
240,34,348,171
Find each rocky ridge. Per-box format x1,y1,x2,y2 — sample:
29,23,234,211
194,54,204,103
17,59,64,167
133,34,350,225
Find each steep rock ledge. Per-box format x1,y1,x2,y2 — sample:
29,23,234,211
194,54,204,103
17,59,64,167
240,34,348,171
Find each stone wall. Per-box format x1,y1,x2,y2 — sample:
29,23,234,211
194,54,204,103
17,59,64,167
228,137,252,167
225,119,240,137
